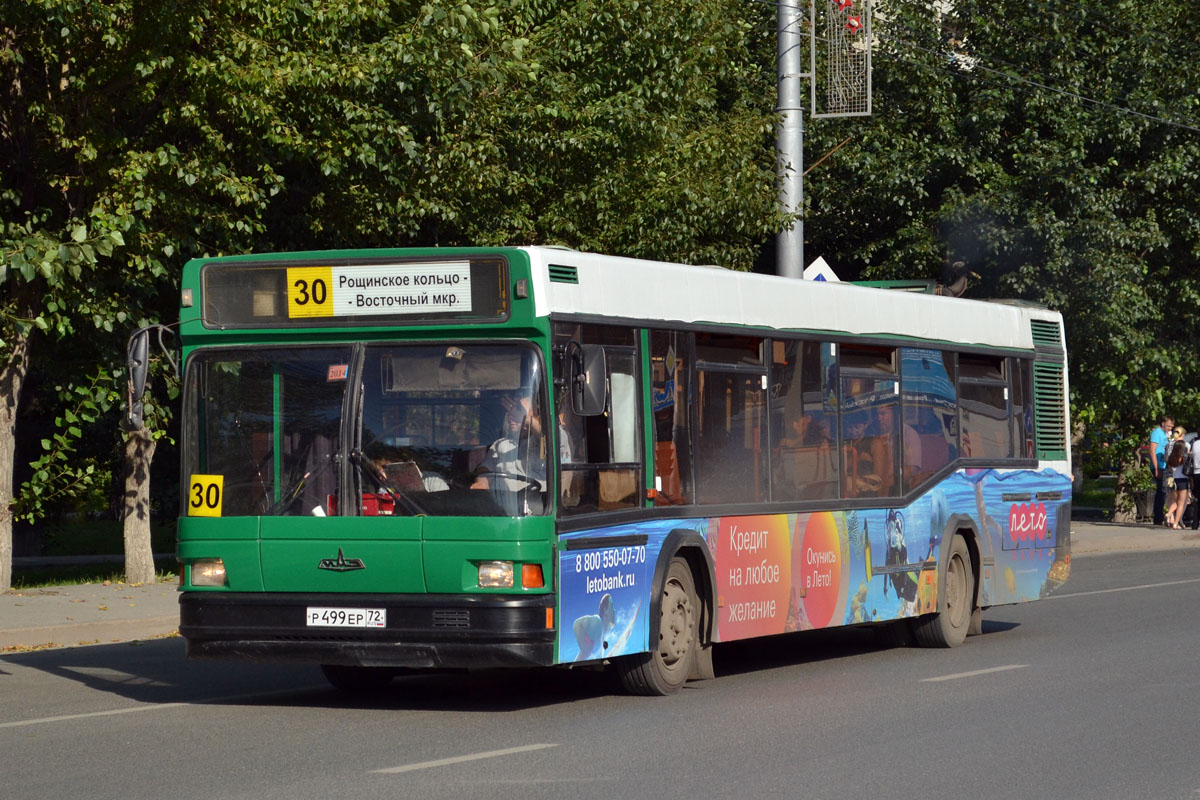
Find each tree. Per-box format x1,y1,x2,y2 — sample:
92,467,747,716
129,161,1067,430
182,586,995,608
445,0,784,268
2,1,188,588
2,0,784,586
802,0,1200,515
0,214,124,589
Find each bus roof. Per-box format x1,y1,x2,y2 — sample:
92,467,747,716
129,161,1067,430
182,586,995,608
521,247,1059,352
181,246,1062,353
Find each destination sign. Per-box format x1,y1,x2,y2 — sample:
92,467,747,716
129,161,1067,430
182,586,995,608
199,256,508,328
286,261,472,319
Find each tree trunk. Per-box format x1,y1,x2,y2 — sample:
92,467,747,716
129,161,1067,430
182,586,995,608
122,423,157,585
1112,463,1139,525
0,331,32,592
1070,419,1086,490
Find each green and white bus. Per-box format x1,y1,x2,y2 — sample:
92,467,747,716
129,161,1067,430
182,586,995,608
171,246,1071,695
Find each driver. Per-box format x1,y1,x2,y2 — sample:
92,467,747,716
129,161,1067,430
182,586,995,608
470,389,546,512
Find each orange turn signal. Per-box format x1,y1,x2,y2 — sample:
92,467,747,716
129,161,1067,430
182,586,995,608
521,563,545,589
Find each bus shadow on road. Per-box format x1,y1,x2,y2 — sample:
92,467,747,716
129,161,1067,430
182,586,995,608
712,625,901,679
1,620,1025,714
0,637,322,708
259,666,623,712
0,638,622,712
711,618,1023,679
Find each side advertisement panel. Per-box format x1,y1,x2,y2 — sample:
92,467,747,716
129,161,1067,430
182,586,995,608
557,519,708,664
557,468,1071,661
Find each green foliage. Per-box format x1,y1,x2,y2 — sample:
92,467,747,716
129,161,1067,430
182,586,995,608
12,369,120,522
5,0,1200,533
1,0,781,532
804,0,1200,467
1074,476,1116,509
0,208,127,343
445,0,784,268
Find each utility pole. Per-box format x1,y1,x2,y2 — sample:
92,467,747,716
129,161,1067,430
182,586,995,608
775,0,872,279
776,0,805,279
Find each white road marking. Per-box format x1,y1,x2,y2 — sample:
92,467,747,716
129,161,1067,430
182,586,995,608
0,686,325,730
922,664,1029,682
373,743,560,774
1047,577,1200,600
0,702,187,729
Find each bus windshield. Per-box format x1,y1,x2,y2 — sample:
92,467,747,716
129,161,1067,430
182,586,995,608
358,343,548,516
183,342,549,517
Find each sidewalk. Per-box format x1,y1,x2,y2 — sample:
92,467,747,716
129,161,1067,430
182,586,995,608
0,578,180,652
2,520,1200,653
1069,519,1200,555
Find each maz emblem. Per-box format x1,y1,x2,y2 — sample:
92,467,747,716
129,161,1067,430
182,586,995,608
318,548,366,572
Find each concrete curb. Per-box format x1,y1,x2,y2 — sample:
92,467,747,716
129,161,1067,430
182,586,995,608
0,616,179,650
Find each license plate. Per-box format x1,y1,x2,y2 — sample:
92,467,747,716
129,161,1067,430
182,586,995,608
306,607,386,628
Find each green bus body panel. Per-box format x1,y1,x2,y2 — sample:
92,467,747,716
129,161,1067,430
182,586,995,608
259,516,422,541
180,515,555,595
420,515,551,542
178,248,559,598
259,517,427,593
179,516,260,541
421,517,555,593
178,517,265,592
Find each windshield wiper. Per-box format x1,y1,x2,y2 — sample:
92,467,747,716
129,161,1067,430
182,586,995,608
266,449,334,516
350,449,428,517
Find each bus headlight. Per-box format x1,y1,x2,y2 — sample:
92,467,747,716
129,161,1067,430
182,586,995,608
191,559,228,587
478,561,514,588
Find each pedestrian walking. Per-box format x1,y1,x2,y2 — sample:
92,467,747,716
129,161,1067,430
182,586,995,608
1165,427,1189,529
1189,434,1200,530
1150,415,1174,526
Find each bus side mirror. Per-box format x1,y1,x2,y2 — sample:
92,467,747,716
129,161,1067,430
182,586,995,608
121,324,180,432
571,343,607,416
122,328,150,432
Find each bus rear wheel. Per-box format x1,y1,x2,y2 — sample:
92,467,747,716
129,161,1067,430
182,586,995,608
320,664,396,693
911,534,974,648
616,557,698,696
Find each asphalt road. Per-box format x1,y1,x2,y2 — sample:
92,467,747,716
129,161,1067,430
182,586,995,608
3,550,1199,800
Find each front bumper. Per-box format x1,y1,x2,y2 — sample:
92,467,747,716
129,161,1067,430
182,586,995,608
180,592,556,669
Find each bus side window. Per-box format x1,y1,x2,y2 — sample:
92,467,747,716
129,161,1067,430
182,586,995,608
1011,358,1035,458
839,347,900,499
694,333,767,505
554,323,642,515
772,339,838,502
900,348,958,493
959,354,1011,458
650,330,694,506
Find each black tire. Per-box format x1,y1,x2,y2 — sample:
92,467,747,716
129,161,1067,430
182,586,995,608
911,534,974,648
616,557,699,695
320,664,396,693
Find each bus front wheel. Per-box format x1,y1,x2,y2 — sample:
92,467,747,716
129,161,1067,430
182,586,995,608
911,534,974,648
616,557,698,696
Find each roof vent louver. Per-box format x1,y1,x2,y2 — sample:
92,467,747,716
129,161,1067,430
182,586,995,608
1030,319,1061,348
548,265,579,284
